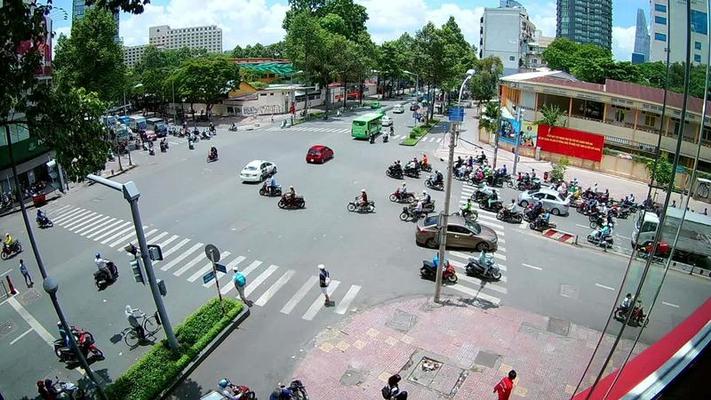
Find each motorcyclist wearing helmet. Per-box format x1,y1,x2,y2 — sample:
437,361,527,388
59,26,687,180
36,209,47,223
421,190,431,206
478,250,494,276
397,182,407,196
268,175,279,195
269,384,294,400
421,153,429,169
95,253,114,280
209,146,218,160
284,186,296,204
461,198,474,218
597,223,612,242
392,160,403,175
218,378,242,400
358,189,368,208
487,189,499,208
3,232,14,251
433,170,443,185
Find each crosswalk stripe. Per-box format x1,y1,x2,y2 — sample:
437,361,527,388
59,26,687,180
161,238,192,260
519,221,528,229
447,261,507,294
172,252,207,277
102,225,143,245
61,211,96,228
220,260,262,295
93,221,131,241
161,242,202,271
187,251,231,282
448,284,501,305
157,234,179,249
54,208,85,224
436,138,442,143
302,281,340,321
147,231,168,246
254,270,295,307
57,208,92,225
281,276,317,314
48,205,71,216
85,219,122,238
109,228,156,248
244,264,279,296
75,216,112,234
51,206,79,219
67,213,103,231
493,252,507,261
334,285,361,315
478,220,505,231
205,256,245,288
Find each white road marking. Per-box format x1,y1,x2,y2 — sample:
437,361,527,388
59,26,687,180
519,221,528,229
146,231,169,246
173,253,208,277
51,206,82,221
187,251,231,282
302,280,341,321
436,138,442,143
9,328,33,345
68,214,106,232
493,252,507,261
205,256,245,288
91,221,130,240
157,234,179,249
220,260,262,295
478,214,499,223
479,220,505,231
595,283,615,291
83,218,120,237
109,228,157,248
53,208,85,224
8,297,54,347
62,211,97,229
448,284,501,305
98,225,135,244
281,276,317,314
75,215,112,234
662,301,680,308
255,270,295,306
576,224,589,229
615,234,631,240
161,242,203,271
244,264,279,296
161,238,191,259
522,263,542,270
47,204,71,216
334,285,362,314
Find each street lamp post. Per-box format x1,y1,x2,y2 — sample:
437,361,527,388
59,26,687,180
403,70,419,96
512,106,523,176
434,69,476,303
86,174,179,350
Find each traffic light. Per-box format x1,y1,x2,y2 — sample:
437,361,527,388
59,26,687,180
130,258,145,284
157,279,167,296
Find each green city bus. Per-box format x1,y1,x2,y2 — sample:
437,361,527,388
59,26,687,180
351,113,383,139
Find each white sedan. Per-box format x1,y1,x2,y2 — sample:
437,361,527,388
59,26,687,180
392,104,405,113
239,160,277,182
381,116,393,126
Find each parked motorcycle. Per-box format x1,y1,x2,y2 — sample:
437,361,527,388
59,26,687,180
347,198,375,213
1,240,23,260
587,228,614,248
386,166,404,179
37,215,54,228
94,261,118,289
425,175,444,191
278,195,306,209
465,257,502,280
259,182,282,197
496,208,523,223
420,260,458,283
389,190,415,203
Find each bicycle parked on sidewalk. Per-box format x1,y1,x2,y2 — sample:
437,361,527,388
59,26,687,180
123,305,161,347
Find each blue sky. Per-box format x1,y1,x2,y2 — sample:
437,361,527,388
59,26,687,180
51,0,650,60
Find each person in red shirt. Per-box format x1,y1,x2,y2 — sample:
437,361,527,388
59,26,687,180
493,370,516,400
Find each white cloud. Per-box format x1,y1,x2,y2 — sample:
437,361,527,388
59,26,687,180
527,1,557,37
612,25,636,61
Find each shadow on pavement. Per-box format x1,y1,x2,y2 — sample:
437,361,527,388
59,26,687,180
442,296,499,310
169,378,204,400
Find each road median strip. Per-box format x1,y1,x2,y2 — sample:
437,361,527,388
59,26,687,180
541,228,578,245
400,118,441,146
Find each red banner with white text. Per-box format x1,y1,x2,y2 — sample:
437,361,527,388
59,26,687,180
536,125,605,162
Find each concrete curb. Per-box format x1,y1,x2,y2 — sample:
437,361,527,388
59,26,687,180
542,228,578,245
399,119,444,146
159,306,251,399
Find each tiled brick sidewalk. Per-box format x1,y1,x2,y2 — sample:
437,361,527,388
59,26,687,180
293,296,644,400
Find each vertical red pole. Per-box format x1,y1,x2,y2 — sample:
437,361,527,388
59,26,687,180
6,275,17,295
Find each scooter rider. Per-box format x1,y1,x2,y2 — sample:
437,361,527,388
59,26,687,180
285,185,296,204
397,182,408,196
358,189,368,208
95,253,114,280
3,232,14,251
461,198,474,216
218,379,243,400
421,190,432,207
487,189,499,208
209,146,218,160
422,153,429,169
597,223,612,242
37,209,48,224
434,170,444,186
478,250,494,277
619,293,633,313
268,175,279,195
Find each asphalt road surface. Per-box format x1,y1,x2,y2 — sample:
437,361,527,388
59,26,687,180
0,100,708,399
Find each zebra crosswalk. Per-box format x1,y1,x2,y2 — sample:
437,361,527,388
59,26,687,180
45,204,362,322
264,126,351,134
443,250,508,306
458,183,506,239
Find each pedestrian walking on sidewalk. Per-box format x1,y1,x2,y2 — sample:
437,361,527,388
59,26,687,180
19,259,33,288
318,264,332,306
494,370,516,400
381,374,408,399
232,267,251,306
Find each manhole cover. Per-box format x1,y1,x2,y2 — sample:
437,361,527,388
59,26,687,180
0,320,16,339
519,322,542,337
386,309,417,333
547,317,571,336
339,366,368,386
19,289,42,305
409,356,443,386
560,284,579,299
474,350,500,368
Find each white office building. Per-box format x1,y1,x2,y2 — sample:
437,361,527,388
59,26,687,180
123,44,148,67
649,0,709,64
149,25,222,53
480,4,536,75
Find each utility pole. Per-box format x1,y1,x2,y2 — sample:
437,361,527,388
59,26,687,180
434,69,475,303
512,106,523,176
86,174,179,350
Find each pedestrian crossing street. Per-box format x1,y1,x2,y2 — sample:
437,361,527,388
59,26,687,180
46,205,362,322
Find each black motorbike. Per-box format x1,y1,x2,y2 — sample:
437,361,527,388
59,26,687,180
587,228,614,248
386,166,404,179
471,185,494,202
160,141,169,153
37,215,54,228
1,240,22,260
94,262,118,290
200,130,211,140
207,152,218,163
523,206,543,222
517,179,541,191
478,196,503,212
465,258,502,280
399,201,435,221
613,306,648,327
589,214,606,229
425,176,444,191
529,215,555,231
403,165,420,178
496,208,523,223
278,195,306,209
259,183,282,197
419,161,432,173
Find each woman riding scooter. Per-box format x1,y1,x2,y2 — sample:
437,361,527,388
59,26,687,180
208,146,218,162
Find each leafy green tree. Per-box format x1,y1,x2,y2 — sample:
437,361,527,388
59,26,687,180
414,22,459,118
478,101,501,135
541,38,582,72
54,7,125,104
439,17,477,96
534,104,565,135
168,55,240,119
637,62,667,88
646,156,674,188
469,56,504,106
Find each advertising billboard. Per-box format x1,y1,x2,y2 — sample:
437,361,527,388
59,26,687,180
537,125,605,162
498,117,520,144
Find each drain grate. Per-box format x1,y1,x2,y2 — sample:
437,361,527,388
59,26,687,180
547,317,571,337
0,320,16,339
386,309,417,333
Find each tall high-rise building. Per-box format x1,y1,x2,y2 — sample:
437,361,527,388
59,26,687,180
649,0,709,64
123,24,223,67
632,8,650,64
480,2,536,75
556,0,612,49
72,0,120,42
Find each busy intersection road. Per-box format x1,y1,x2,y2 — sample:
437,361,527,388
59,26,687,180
1,100,709,399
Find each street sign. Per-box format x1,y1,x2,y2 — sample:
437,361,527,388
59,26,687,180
204,244,220,263
448,107,464,122
215,263,227,274
202,270,216,284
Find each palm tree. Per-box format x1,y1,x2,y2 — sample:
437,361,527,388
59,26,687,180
478,101,501,135
534,104,565,135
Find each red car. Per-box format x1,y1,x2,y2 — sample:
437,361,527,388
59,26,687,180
306,145,334,164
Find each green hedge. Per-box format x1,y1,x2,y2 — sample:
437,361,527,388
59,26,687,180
401,119,440,146
105,298,243,400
